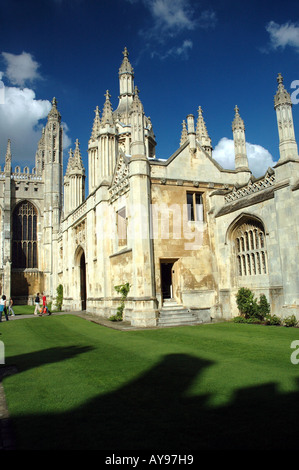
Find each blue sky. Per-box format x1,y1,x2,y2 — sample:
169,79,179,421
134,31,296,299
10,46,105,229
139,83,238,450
1,0,299,180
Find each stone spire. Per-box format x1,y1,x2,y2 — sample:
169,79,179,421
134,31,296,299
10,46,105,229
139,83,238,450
180,120,188,146
115,47,135,122
274,73,298,163
196,106,212,156
119,47,134,77
232,105,249,170
4,139,12,173
47,97,61,123
72,139,85,174
90,106,101,140
130,86,145,157
101,90,114,125
65,148,73,176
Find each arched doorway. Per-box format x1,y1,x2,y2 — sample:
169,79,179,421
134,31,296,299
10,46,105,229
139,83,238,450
80,251,87,310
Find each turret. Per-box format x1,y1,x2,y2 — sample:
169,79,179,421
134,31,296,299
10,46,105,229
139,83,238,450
232,105,249,171
130,86,146,158
180,120,188,146
274,73,298,163
68,139,85,210
187,114,196,151
115,47,135,123
196,106,212,156
4,139,12,174
98,90,117,183
43,97,63,225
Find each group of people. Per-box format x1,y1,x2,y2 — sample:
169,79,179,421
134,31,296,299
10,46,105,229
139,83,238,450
34,292,50,316
0,295,15,321
0,292,50,322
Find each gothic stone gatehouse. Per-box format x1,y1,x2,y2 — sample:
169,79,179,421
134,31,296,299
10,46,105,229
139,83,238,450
1,49,299,327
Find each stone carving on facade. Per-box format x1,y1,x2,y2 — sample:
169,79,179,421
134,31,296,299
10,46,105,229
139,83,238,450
74,220,86,247
224,169,275,203
109,153,130,203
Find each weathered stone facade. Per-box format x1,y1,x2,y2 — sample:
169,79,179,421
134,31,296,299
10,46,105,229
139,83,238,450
1,51,299,326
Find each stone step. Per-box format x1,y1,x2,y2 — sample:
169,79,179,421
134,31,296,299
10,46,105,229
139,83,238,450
158,305,200,326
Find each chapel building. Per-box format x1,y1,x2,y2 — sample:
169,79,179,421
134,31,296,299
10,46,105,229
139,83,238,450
1,48,299,327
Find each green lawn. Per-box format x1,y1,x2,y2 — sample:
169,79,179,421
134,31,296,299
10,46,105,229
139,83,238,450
9,305,37,316
1,315,299,450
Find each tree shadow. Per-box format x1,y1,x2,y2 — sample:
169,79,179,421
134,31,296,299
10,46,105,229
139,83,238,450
3,351,299,450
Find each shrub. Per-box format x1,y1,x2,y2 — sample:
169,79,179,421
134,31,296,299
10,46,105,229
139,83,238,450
233,315,247,323
284,315,298,328
258,294,270,317
265,314,281,326
236,288,257,318
236,288,270,321
56,284,63,311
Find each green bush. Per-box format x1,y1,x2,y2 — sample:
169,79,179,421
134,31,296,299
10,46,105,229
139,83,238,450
265,314,282,326
236,288,270,321
233,315,247,323
56,284,63,311
284,315,298,328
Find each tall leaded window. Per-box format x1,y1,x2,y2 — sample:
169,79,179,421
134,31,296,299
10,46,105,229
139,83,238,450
233,219,267,276
12,201,38,268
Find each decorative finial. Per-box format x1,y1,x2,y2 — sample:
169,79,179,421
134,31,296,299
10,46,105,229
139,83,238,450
234,105,239,114
123,47,129,58
52,97,57,108
277,73,283,85
105,90,111,100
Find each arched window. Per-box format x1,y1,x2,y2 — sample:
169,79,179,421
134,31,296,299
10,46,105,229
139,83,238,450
12,201,38,268
232,218,267,276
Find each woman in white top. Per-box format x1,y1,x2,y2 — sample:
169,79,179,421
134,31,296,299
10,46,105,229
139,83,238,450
0,295,8,321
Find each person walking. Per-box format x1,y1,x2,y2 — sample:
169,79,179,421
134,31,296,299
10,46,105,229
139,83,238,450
8,297,15,316
34,293,40,315
0,295,9,321
42,292,47,315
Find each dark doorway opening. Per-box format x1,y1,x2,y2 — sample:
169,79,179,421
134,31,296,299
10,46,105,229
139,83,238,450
80,251,87,310
161,262,174,301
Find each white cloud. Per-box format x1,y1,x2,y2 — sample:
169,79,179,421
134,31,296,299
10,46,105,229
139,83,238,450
0,53,71,165
142,0,216,39
149,0,197,34
212,137,276,177
2,51,42,87
152,39,193,59
131,0,216,61
0,86,50,164
266,21,299,52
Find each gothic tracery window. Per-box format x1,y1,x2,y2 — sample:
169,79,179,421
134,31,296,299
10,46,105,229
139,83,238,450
12,201,38,269
233,219,267,276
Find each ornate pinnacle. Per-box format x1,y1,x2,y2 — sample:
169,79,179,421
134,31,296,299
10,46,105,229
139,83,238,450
274,73,292,108
119,47,134,76
90,105,101,140
101,90,114,124
232,105,245,131
123,47,129,58
180,120,188,146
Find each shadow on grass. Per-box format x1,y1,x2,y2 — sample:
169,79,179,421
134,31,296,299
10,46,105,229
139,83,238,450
4,351,299,450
